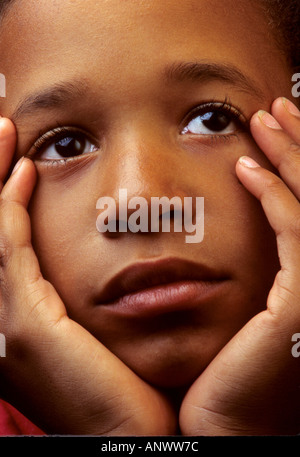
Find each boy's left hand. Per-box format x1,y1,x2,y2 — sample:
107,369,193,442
179,97,300,435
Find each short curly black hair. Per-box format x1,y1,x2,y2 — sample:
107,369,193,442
0,0,13,16
259,0,300,68
0,0,299,67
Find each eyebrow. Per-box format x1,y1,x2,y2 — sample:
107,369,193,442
164,61,265,99
11,80,89,122
11,61,264,122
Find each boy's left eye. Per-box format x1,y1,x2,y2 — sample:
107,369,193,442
181,103,243,136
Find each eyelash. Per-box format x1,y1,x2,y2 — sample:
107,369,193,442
28,98,248,165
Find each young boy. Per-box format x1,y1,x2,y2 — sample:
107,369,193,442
0,0,299,435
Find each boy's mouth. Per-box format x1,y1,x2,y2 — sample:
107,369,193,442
95,257,230,318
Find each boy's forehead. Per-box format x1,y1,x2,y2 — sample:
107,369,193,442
0,0,291,113
0,0,279,64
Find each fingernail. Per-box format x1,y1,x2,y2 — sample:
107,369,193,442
258,111,282,129
282,98,300,117
11,157,25,175
238,156,260,168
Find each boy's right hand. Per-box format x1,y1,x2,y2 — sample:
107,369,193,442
0,117,176,435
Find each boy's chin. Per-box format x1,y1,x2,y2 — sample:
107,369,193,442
95,326,231,389
117,346,213,389
137,363,204,390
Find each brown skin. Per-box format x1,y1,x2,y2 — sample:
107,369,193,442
0,0,299,435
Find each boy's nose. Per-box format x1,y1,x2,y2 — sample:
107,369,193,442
95,128,194,235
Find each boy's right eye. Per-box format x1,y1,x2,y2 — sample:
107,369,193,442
31,127,99,162
181,101,246,138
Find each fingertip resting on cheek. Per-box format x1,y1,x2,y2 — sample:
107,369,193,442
235,156,261,191
281,98,300,118
238,156,260,169
257,111,282,130
235,156,265,202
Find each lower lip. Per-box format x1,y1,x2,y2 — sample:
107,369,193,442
100,280,228,318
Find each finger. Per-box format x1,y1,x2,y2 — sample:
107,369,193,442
236,157,300,269
0,157,41,286
250,98,300,199
1,157,37,208
0,159,65,325
0,118,17,188
272,97,300,143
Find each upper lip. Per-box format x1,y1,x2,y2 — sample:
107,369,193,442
96,257,228,304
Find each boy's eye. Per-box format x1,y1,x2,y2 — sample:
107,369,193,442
181,103,243,136
32,128,98,161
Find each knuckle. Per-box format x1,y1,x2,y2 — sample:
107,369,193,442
0,200,14,231
277,142,300,176
0,236,12,269
0,202,29,269
0,197,12,216
287,213,300,242
287,141,300,156
263,174,284,197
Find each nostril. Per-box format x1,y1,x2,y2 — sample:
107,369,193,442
159,207,184,233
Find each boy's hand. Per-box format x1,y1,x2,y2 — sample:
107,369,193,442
180,97,300,435
0,118,176,435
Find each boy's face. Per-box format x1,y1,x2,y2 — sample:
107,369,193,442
0,0,293,387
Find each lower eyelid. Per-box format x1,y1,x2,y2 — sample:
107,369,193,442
35,146,99,165
180,132,242,147
33,152,98,177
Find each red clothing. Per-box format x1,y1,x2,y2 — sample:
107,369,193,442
0,399,45,435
